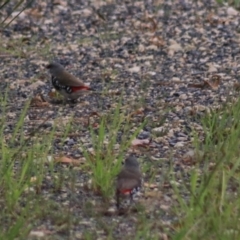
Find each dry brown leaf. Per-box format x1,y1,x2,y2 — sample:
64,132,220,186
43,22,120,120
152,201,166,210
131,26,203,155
137,15,157,32
54,156,85,165
148,17,157,32
88,111,101,118
181,155,196,165
86,111,101,127
139,22,153,31
144,182,158,189
149,35,164,48
91,123,99,128
95,9,106,21
188,82,207,89
163,181,171,188
188,75,221,90
206,12,228,25
206,12,219,25
234,82,240,91
30,94,49,107
25,7,43,18
204,75,221,90
130,107,145,117
48,90,58,99
180,149,204,166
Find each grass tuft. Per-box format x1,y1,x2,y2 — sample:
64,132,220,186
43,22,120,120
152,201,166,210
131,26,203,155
81,99,146,199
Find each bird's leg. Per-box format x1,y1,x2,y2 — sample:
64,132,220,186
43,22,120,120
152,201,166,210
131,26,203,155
62,98,68,105
69,99,78,104
116,190,120,209
129,192,134,205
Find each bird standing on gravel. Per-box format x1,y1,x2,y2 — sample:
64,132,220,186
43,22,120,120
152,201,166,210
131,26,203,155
116,156,142,209
46,62,93,101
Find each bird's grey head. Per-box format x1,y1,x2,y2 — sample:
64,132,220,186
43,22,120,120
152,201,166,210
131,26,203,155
124,156,140,170
46,62,64,75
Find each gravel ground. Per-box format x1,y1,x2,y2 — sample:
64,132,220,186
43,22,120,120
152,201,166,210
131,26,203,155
1,0,240,239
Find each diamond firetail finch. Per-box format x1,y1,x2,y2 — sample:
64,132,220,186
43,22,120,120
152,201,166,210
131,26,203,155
116,156,142,209
46,62,93,100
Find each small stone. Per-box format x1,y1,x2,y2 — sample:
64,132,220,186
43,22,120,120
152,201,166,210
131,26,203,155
153,127,165,133
179,94,188,100
138,131,150,139
128,66,141,73
107,207,116,214
29,231,45,237
174,142,185,148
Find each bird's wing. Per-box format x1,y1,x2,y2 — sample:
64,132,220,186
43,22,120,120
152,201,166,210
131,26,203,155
59,70,86,87
116,170,141,190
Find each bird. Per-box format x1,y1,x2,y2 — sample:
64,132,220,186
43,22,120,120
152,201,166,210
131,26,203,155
116,156,142,209
46,62,93,101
